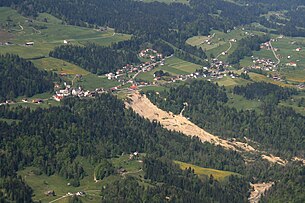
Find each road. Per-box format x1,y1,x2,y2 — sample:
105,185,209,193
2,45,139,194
179,102,188,116
216,41,232,59
269,40,281,67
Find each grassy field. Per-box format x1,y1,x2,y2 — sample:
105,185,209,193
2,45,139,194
137,0,189,4
174,161,240,181
32,58,90,75
226,94,262,112
0,7,131,59
137,56,201,82
214,76,250,88
248,72,294,87
0,7,131,93
74,74,120,90
279,93,305,116
186,28,267,63
18,154,145,203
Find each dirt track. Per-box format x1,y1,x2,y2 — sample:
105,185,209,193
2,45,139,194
125,92,288,165
249,182,274,203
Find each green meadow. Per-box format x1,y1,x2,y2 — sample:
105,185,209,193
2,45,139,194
174,161,240,181
137,56,201,82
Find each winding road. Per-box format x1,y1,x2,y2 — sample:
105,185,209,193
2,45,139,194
216,41,232,59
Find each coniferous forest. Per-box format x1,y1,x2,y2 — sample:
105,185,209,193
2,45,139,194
0,54,56,102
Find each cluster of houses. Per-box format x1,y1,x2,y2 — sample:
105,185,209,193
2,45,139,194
139,48,163,61
0,41,34,47
250,57,276,71
53,82,104,102
105,49,165,85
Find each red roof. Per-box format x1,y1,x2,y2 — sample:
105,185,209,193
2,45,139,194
130,85,137,90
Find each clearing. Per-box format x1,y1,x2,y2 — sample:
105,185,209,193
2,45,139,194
174,160,240,181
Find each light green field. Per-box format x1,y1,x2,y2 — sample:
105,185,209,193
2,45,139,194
248,72,293,88
215,76,250,88
174,161,240,181
0,118,21,124
137,0,189,5
0,7,131,59
74,75,120,90
32,57,90,75
226,94,262,112
186,29,265,62
137,56,200,82
279,93,305,116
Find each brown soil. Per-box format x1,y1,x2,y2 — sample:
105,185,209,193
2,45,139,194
249,182,274,203
125,92,289,165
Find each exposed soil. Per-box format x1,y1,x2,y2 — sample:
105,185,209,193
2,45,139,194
125,92,288,165
249,182,274,203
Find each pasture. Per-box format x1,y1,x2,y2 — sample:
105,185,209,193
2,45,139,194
137,56,201,82
0,7,131,59
174,161,240,181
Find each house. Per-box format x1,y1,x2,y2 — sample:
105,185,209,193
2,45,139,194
44,190,55,196
76,191,86,196
32,99,44,104
296,48,302,52
22,98,28,103
25,42,34,46
286,62,297,67
64,40,69,44
129,84,138,90
53,95,64,102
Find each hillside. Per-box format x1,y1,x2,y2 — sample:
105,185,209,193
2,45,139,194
0,54,56,102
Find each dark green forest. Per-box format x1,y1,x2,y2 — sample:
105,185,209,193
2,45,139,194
0,94,252,202
0,54,57,102
50,44,140,75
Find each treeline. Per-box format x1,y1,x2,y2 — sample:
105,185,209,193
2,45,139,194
227,35,270,64
50,44,139,74
0,54,57,102
0,94,249,201
146,80,305,157
233,82,298,102
100,157,249,203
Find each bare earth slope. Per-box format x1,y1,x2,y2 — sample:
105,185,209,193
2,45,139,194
125,92,287,165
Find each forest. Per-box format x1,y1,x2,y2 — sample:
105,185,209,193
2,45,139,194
50,44,139,74
0,54,57,102
0,94,251,202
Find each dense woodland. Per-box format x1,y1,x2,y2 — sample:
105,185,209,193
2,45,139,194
147,81,305,158
50,44,139,74
233,82,298,102
0,54,56,102
0,94,251,202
